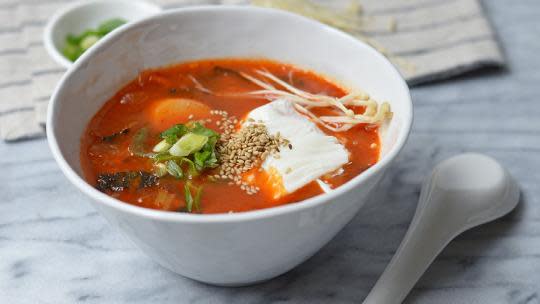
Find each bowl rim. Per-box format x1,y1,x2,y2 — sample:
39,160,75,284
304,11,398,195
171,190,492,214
47,5,413,223
43,0,162,69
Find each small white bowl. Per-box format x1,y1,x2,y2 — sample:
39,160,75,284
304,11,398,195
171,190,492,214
47,6,412,285
43,0,161,68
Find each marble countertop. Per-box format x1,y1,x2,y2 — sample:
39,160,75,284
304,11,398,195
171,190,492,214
2,1,539,303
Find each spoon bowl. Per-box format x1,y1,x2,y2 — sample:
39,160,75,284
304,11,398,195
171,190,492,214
364,153,519,304
422,153,519,231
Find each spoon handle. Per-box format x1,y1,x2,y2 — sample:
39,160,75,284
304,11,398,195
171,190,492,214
362,178,459,304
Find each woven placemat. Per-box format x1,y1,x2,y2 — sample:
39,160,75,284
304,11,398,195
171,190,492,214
0,0,504,141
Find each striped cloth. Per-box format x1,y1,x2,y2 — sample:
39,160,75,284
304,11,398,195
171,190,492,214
0,0,504,141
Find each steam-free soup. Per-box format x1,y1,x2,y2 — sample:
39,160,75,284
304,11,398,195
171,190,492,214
81,59,391,214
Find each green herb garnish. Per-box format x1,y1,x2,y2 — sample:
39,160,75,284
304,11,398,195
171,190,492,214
128,127,151,157
160,124,189,144
62,18,127,62
153,163,168,177
152,139,172,153
180,157,199,178
153,122,219,173
184,182,194,212
190,122,219,170
169,133,208,157
190,122,219,137
165,160,184,179
193,185,203,212
149,121,220,212
183,181,203,213
97,18,126,36
194,150,211,169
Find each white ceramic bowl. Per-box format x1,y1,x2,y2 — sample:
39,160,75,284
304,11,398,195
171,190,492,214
47,6,412,286
43,0,161,68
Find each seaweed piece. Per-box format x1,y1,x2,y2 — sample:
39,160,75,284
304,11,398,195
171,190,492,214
138,171,159,189
96,171,159,192
101,128,130,142
96,172,136,192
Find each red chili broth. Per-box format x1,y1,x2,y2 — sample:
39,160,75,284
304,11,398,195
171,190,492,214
81,59,380,214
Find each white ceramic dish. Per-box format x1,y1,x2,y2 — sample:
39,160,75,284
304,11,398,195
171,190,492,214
43,0,161,68
47,6,413,286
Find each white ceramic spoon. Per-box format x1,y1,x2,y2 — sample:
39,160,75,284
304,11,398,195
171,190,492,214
363,153,520,304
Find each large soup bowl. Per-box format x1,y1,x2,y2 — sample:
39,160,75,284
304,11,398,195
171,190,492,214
47,6,412,285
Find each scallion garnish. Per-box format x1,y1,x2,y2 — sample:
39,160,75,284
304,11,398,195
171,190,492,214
184,182,194,212
160,124,188,144
183,181,203,213
152,139,172,153
144,121,220,212
193,185,203,212
169,133,208,157
165,160,184,179
153,163,168,177
151,122,219,175
128,127,151,157
62,18,127,62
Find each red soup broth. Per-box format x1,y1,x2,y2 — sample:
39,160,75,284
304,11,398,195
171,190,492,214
81,59,380,214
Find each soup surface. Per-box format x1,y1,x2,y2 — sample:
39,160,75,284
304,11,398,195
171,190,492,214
81,59,388,214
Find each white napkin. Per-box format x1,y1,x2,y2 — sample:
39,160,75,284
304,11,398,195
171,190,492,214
0,0,504,141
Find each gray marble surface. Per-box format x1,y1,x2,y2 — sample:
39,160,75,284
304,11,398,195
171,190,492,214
2,1,539,303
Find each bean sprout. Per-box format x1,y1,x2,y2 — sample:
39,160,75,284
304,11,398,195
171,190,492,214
239,69,392,131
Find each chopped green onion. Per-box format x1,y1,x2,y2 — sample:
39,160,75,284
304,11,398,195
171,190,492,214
183,181,203,213
179,157,198,177
184,182,193,212
66,34,81,45
62,42,83,62
80,34,100,51
129,127,151,157
152,152,176,162
169,133,208,157
152,121,220,180
193,185,203,212
152,139,172,153
165,160,183,179
194,150,211,170
190,122,219,137
77,29,101,40
153,163,168,177
97,18,126,35
62,18,126,62
161,124,189,144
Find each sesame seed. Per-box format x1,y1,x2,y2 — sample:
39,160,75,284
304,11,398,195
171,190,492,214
213,120,289,195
